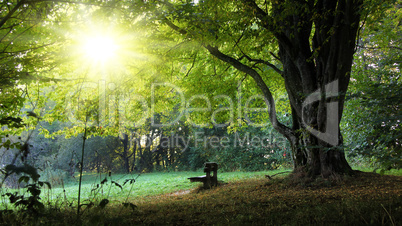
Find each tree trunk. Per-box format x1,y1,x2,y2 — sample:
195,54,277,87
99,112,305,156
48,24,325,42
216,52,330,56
289,109,353,177
131,135,137,172
119,133,131,173
274,0,362,177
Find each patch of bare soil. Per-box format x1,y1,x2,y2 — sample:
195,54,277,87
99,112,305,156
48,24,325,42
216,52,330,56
167,190,191,196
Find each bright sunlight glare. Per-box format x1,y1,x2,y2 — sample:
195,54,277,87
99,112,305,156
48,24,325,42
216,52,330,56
83,36,119,63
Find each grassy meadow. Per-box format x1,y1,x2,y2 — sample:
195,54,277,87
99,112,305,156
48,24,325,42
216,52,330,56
0,168,401,225
1,170,289,206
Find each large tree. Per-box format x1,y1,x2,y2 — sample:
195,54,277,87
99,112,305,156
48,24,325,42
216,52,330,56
128,0,375,178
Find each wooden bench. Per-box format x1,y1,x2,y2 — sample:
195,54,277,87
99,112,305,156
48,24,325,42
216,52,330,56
188,162,218,188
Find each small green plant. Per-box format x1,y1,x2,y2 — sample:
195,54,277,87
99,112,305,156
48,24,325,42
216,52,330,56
80,172,137,215
2,164,51,215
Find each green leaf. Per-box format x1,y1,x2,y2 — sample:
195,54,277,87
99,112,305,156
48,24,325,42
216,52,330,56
122,202,137,211
98,199,109,209
18,176,30,184
123,179,136,186
101,177,108,185
112,181,123,190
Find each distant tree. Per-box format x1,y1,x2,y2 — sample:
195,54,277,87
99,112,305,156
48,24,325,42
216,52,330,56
343,2,401,170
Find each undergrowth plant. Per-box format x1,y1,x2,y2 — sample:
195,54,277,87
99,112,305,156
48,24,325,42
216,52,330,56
75,115,138,219
82,172,138,214
1,164,51,215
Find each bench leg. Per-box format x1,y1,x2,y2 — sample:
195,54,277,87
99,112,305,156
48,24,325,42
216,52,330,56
211,176,217,187
203,179,211,189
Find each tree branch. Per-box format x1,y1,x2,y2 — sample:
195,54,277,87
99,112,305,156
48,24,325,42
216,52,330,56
270,52,280,61
240,0,294,57
162,17,187,35
1,42,54,55
241,0,273,31
184,53,197,78
241,54,283,76
232,30,283,75
204,45,294,139
1,23,38,53
0,0,25,29
160,9,294,140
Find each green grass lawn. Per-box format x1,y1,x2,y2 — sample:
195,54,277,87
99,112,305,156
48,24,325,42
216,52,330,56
0,168,401,225
0,169,291,208
47,169,291,202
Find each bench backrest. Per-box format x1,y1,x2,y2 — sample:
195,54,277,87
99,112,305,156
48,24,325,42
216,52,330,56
204,162,218,175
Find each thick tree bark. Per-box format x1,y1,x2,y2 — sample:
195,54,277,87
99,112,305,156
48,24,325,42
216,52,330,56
274,0,361,177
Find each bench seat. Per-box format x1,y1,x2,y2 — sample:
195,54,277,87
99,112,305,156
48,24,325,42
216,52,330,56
188,176,207,183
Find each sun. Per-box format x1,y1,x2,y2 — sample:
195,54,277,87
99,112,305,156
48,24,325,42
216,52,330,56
82,35,119,63
71,25,142,79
